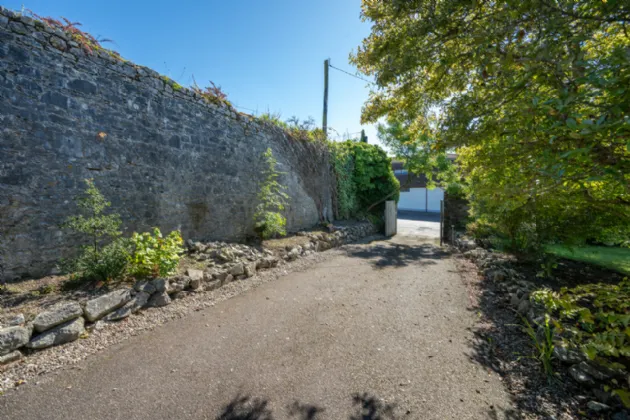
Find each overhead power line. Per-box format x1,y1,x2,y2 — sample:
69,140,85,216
328,63,373,84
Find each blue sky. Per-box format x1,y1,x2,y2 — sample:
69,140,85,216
5,0,381,144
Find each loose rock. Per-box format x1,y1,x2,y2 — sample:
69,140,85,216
134,280,157,295
587,401,611,412
186,268,204,282
230,263,245,276
4,313,26,327
27,317,85,350
84,289,132,322
147,291,171,307
0,350,22,365
0,326,31,355
33,302,83,332
244,262,256,278
152,278,169,293
103,292,150,321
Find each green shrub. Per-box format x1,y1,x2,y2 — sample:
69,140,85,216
62,179,129,282
128,228,184,278
256,211,286,240
254,148,289,239
63,237,132,283
330,143,359,219
329,141,399,219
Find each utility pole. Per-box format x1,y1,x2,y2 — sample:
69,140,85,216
360,129,367,143
323,59,329,137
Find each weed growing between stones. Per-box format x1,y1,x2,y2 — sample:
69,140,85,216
26,10,112,55
257,113,326,143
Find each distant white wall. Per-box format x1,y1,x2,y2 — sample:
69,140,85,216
398,188,444,212
427,188,444,212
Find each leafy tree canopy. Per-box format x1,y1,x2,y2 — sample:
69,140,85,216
352,0,630,247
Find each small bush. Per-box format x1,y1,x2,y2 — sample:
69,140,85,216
63,237,132,283
255,212,286,240
128,228,184,278
521,315,555,380
62,179,129,282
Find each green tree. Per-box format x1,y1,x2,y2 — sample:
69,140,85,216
377,120,460,194
254,148,289,239
63,179,130,281
352,0,630,248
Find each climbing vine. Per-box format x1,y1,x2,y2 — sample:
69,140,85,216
329,141,399,219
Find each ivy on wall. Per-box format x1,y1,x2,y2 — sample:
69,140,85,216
329,141,399,220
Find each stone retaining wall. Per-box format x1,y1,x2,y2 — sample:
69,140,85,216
0,222,377,366
0,8,333,281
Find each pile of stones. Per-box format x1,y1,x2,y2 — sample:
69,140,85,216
0,222,378,366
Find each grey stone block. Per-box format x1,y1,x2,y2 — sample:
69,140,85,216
33,301,83,332
27,317,85,350
84,289,132,322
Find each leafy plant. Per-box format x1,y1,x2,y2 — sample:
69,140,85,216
531,280,630,405
329,142,359,219
537,255,558,279
128,228,184,278
258,113,326,143
62,238,132,283
62,179,129,282
521,315,556,380
254,148,288,239
329,141,399,218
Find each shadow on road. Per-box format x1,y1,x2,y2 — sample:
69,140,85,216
397,211,441,223
215,392,401,420
344,241,448,270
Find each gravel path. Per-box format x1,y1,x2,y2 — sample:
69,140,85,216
0,236,514,419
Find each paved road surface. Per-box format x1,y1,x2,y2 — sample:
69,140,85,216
0,236,512,419
397,211,441,240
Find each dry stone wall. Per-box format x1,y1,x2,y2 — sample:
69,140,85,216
0,8,333,281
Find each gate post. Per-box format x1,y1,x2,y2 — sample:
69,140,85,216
384,200,397,236
440,200,444,246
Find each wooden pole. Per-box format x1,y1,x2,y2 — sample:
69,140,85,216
323,59,329,137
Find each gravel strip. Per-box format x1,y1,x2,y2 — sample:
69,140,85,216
0,241,373,395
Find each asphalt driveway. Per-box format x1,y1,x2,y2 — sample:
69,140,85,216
0,236,512,419
397,211,441,240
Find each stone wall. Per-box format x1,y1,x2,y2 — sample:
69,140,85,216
0,9,333,281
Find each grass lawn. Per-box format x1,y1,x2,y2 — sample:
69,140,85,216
547,244,630,276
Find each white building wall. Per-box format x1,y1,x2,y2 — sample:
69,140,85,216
398,188,444,213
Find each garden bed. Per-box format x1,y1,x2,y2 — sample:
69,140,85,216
456,239,629,419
